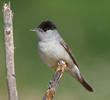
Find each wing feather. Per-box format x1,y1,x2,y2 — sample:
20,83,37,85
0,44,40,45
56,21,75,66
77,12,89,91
60,39,79,68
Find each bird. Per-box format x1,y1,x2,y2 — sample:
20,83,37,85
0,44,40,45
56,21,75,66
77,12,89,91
31,20,94,92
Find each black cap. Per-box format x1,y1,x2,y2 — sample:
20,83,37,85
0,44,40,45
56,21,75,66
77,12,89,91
37,20,56,32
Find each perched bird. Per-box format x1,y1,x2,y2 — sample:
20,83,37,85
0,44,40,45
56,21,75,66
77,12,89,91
31,20,94,92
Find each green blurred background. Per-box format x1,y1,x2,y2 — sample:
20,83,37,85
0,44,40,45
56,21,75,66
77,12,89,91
0,0,110,100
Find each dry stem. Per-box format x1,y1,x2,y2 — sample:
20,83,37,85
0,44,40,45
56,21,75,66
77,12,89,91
2,2,18,100
42,60,66,100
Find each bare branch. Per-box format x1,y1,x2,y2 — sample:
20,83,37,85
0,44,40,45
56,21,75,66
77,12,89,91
2,2,18,100
42,60,66,100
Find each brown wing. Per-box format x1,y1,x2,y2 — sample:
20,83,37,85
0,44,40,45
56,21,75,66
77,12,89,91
60,39,79,68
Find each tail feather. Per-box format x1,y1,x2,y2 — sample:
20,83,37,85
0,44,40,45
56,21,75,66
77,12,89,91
68,65,94,92
80,75,94,92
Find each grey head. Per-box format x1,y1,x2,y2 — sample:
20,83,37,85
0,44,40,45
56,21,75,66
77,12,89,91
31,20,60,41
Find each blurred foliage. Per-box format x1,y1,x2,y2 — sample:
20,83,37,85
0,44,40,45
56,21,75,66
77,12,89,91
0,0,110,100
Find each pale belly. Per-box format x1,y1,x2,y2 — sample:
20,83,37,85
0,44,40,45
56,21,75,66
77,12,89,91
38,40,73,69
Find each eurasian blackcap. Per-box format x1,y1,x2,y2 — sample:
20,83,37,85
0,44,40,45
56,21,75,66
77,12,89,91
31,20,94,92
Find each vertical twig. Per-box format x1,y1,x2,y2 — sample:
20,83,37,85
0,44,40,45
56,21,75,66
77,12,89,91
2,2,18,100
42,60,66,100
